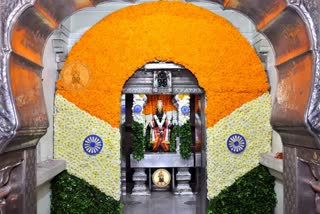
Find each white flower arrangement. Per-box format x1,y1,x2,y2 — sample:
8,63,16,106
132,94,147,124
54,95,121,200
173,94,190,126
207,92,272,198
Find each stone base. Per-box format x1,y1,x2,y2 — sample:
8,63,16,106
174,168,193,195
132,169,150,196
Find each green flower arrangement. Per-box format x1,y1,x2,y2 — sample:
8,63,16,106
51,171,123,214
169,125,178,152
180,120,192,159
132,121,145,160
208,165,276,214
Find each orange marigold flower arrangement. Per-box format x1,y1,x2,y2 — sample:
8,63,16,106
57,1,269,128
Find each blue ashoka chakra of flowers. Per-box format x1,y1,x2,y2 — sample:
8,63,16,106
227,134,246,154
181,106,190,115
133,104,143,113
83,135,103,155
121,105,126,114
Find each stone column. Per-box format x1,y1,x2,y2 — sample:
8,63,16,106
174,168,193,195
132,168,150,196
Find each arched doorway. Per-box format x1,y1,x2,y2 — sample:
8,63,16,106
121,62,206,212
1,0,320,213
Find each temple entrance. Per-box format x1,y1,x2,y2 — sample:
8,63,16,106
121,62,206,212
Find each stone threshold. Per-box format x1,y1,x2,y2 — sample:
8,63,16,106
259,153,283,181
37,159,66,187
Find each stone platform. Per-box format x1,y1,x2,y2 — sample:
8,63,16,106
130,153,201,196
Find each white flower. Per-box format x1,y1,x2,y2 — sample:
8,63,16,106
54,95,121,200
207,93,272,198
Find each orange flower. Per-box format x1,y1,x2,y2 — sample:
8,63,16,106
57,2,269,128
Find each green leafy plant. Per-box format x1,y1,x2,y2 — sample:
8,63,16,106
145,126,152,151
208,165,277,214
180,120,192,159
170,125,178,152
51,171,122,214
132,121,145,160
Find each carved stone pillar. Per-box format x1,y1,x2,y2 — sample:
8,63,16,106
283,147,320,214
174,168,193,195
131,168,150,196
0,148,36,214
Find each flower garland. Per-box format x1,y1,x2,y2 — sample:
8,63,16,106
169,125,178,152
132,121,145,161
131,94,147,160
179,120,192,159
56,1,269,128
172,94,192,158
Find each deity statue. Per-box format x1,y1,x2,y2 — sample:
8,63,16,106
149,100,172,152
157,170,166,186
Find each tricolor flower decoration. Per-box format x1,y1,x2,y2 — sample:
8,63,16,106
54,1,271,201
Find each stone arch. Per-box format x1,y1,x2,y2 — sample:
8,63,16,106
1,0,320,213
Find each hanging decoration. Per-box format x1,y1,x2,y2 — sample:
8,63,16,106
132,94,147,124
132,121,145,160
172,94,192,159
132,94,147,160
179,121,192,159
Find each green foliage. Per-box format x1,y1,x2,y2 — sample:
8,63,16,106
145,126,152,151
208,165,277,214
51,171,122,214
180,120,192,159
132,121,145,160
170,125,178,152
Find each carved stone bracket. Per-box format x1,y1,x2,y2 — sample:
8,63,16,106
286,0,320,145
299,158,320,213
0,0,36,153
0,160,22,213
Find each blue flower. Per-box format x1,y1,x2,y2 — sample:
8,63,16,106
181,106,190,115
121,105,126,114
83,135,103,155
227,134,246,154
133,105,143,114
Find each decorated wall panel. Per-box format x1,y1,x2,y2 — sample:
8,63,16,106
54,1,271,201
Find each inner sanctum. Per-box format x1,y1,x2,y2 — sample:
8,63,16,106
121,62,205,197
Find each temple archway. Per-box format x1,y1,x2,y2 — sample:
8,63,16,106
1,0,320,213
51,3,270,213
120,62,206,211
